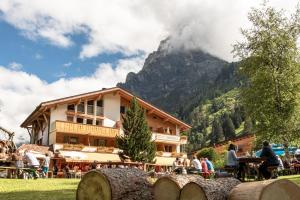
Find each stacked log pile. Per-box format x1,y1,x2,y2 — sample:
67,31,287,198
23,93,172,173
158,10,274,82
154,175,202,200
77,168,300,200
229,179,300,200
180,177,241,200
76,168,153,200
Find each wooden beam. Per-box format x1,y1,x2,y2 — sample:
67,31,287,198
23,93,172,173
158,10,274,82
96,94,102,100
163,118,169,123
43,114,48,126
148,110,155,115
76,98,82,105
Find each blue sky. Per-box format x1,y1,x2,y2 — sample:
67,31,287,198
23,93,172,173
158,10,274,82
0,21,129,82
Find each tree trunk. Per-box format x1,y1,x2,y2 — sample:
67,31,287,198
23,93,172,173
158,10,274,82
76,168,153,200
180,177,241,200
154,175,203,200
229,179,300,200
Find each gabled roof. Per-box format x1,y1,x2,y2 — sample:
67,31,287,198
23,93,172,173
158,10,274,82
20,87,191,130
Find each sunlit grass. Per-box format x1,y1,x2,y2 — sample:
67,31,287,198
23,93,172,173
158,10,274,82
0,178,80,200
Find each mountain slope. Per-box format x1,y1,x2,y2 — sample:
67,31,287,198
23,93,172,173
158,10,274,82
118,39,240,120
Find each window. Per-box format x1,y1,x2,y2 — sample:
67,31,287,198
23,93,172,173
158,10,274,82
77,102,85,113
94,139,106,146
67,116,73,122
63,136,69,143
70,137,79,144
164,145,172,152
87,100,94,115
96,119,102,126
86,119,93,125
76,117,84,124
97,100,103,107
120,106,126,114
96,100,103,116
67,104,75,111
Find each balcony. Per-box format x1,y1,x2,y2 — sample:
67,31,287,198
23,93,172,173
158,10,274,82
51,120,119,138
152,132,180,143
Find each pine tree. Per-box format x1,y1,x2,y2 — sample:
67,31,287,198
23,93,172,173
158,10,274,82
232,106,242,128
243,117,253,135
116,97,156,162
222,112,236,140
210,117,224,145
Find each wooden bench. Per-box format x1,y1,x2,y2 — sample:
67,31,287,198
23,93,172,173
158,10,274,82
224,166,237,177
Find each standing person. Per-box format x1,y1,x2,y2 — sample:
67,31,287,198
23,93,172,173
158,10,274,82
42,153,50,178
259,141,279,179
191,156,202,173
23,150,40,179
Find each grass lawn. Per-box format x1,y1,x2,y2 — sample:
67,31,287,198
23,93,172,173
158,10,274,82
0,175,300,200
280,174,300,186
0,179,80,200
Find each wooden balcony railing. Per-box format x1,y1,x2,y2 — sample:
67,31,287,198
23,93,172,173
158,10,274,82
51,120,119,138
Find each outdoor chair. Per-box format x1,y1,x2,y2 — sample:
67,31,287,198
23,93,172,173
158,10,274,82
267,166,278,178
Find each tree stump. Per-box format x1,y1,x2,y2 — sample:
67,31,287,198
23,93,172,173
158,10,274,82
154,175,202,200
229,179,300,200
76,168,154,200
180,177,241,200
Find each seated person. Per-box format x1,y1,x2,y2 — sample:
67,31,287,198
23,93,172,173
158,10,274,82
205,158,214,173
259,141,279,179
226,144,245,180
190,156,202,173
172,157,182,174
200,158,209,178
276,155,284,171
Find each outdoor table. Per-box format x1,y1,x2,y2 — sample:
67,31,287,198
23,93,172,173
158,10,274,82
0,166,31,178
238,157,266,181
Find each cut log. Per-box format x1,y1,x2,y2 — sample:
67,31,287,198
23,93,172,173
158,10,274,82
154,175,202,200
76,168,153,200
180,177,241,200
229,179,300,200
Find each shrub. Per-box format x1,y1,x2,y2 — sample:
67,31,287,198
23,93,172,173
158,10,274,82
196,147,218,161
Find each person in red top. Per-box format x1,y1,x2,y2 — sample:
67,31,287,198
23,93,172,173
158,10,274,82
200,158,209,178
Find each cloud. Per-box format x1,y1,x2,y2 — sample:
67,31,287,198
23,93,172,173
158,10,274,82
63,62,72,67
8,62,23,70
0,56,145,142
34,53,43,60
0,0,298,61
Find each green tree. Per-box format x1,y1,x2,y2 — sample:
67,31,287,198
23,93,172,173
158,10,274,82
232,106,242,128
222,112,236,140
116,97,156,162
233,3,300,143
243,117,253,135
210,117,224,144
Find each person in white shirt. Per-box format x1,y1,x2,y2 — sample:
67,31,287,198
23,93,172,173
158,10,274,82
23,150,40,179
191,156,202,173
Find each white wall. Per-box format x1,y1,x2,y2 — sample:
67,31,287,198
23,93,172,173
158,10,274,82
50,104,67,124
103,93,120,127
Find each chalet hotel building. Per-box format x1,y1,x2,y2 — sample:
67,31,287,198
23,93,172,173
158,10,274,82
21,87,190,165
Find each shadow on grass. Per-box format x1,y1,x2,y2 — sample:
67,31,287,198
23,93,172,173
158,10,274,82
0,189,76,200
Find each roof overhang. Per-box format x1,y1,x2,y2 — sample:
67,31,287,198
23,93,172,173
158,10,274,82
20,87,191,130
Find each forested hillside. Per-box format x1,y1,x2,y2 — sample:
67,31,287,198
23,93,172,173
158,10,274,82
118,38,248,151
